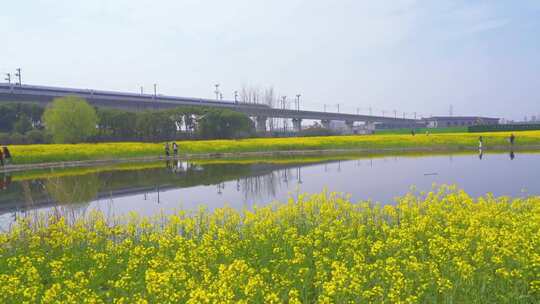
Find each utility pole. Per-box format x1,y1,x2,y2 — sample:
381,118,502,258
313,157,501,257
296,94,301,111
282,96,288,132
382,110,386,117
219,93,223,100
4,73,10,84
234,91,238,104
336,104,340,113
15,68,21,85
281,96,287,109
140,86,143,95
214,83,220,100
324,104,327,112
282,96,287,132
414,112,417,119
403,112,406,119
394,110,397,119
153,84,157,98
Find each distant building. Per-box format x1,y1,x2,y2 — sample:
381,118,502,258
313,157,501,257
328,120,346,130
424,116,500,128
328,120,376,134
328,121,358,134
374,121,428,130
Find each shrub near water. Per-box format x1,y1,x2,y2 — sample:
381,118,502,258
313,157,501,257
1,187,540,303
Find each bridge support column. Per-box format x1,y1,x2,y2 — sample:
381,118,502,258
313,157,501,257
321,119,331,129
292,118,302,132
255,116,267,133
365,122,376,134
345,121,355,134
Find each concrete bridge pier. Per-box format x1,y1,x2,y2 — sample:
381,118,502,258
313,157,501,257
345,121,355,134
255,116,267,133
365,122,376,134
292,118,302,132
321,119,331,129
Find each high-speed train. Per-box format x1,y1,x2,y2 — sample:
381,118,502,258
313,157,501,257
0,83,420,123
0,83,271,111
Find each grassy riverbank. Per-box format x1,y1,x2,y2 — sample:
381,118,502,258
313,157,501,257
6,130,540,165
1,187,539,303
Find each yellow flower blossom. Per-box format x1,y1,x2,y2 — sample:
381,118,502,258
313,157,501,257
0,188,539,303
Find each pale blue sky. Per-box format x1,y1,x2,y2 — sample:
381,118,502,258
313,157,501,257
1,0,539,120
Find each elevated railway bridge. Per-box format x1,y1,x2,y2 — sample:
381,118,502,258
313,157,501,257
0,83,419,132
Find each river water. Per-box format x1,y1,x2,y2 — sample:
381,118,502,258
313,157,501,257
1,151,539,229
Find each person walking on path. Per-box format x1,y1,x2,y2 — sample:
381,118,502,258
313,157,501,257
2,146,11,165
509,133,515,146
478,136,483,150
172,142,178,157
164,142,170,158
411,129,415,136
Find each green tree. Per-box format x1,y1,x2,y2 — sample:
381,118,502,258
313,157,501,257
97,109,137,140
135,111,177,141
28,103,44,128
26,129,47,144
0,104,18,132
0,103,45,133
42,96,98,143
198,109,254,139
13,114,33,134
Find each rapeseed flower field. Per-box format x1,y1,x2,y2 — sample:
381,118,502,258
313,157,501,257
7,130,540,165
1,186,539,303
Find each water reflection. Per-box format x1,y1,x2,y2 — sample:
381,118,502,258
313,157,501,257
1,150,539,229
238,168,296,202
45,174,100,206
0,174,11,191
165,159,203,174
0,160,308,217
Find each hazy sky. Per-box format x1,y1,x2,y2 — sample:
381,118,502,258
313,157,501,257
1,0,539,120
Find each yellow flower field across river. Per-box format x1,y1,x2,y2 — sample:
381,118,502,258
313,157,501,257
7,130,540,165
1,186,539,303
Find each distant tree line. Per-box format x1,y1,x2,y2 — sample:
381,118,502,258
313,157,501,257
0,103,48,144
0,97,255,144
95,105,254,142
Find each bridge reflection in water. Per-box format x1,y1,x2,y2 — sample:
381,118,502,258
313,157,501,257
0,159,334,225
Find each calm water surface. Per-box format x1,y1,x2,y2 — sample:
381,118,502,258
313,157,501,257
1,151,539,229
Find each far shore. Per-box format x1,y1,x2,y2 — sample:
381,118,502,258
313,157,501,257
2,131,539,172
2,144,539,174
